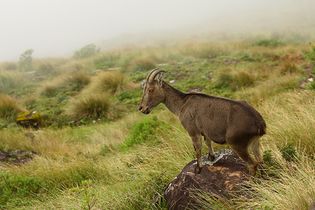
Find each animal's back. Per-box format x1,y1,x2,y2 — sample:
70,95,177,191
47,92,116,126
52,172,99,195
183,93,266,142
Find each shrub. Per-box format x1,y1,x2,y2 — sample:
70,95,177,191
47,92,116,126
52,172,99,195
214,71,234,89
0,72,19,93
255,39,284,47
280,62,299,75
0,94,22,120
1,62,17,71
94,53,121,69
93,71,125,94
121,116,161,149
41,72,90,97
128,56,156,72
18,49,33,71
65,72,91,92
214,70,255,90
73,44,99,59
280,144,297,162
304,46,315,62
68,94,111,120
35,63,55,77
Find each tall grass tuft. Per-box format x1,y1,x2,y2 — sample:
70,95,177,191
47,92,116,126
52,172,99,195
0,94,23,120
41,72,90,97
0,71,22,94
92,71,125,94
68,94,111,120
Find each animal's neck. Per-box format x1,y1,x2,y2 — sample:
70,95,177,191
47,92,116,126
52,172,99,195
162,82,186,116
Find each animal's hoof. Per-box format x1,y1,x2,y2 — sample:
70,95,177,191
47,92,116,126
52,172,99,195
208,154,215,161
194,165,202,174
248,165,257,176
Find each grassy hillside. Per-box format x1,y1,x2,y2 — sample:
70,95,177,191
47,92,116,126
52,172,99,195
0,37,315,209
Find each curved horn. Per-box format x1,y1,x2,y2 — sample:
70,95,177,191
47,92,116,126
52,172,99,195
146,68,159,82
148,69,165,83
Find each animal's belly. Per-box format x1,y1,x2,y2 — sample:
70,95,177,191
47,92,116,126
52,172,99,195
203,128,226,144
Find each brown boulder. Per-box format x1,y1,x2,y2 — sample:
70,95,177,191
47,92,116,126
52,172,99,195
164,150,249,210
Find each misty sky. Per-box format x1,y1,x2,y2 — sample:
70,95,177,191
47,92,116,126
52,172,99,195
0,0,314,61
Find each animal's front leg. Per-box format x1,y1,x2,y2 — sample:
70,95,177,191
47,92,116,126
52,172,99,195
204,138,215,161
192,135,202,174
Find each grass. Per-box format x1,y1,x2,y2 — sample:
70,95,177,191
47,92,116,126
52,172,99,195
0,37,314,209
0,93,23,121
90,70,126,94
67,93,111,121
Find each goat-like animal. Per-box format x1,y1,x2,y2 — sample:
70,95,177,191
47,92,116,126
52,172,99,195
138,69,266,175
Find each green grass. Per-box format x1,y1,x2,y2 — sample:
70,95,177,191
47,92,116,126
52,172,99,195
0,37,314,209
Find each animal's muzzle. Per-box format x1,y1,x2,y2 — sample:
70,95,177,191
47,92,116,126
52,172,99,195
138,106,150,114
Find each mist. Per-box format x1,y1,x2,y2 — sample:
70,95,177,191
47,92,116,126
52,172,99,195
0,0,315,61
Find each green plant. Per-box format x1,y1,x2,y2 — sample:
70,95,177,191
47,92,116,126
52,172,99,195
74,44,99,59
121,116,161,149
255,39,284,47
69,94,111,120
280,144,297,161
0,73,19,93
0,173,44,207
19,49,33,71
215,70,255,90
128,56,156,72
93,71,125,94
0,94,22,120
304,46,315,62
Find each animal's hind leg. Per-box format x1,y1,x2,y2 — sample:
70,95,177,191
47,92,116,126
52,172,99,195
204,137,215,161
251,136,263,163
230,143,257,176
192,135,202,174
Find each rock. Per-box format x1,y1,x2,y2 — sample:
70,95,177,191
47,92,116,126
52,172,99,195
164,150,249,210
0,150,36,164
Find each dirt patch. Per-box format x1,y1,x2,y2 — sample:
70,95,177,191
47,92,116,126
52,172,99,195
0,150,36,164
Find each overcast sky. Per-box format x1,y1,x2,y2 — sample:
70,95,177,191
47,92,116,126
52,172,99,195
0,0,314,61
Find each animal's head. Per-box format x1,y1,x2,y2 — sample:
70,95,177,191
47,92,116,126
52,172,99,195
138,68,165,114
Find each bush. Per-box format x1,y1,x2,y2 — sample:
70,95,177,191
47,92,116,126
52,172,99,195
93,71,125,94
255,39,284,47
41,72,90,97
65,72,91,92
0,73,19,93
215,70,255,90
18,49,33,71
121,116,161,149
1,62,17,71
94,53,121,69
35,63,55,77
0,94,22,120
128,56,156,72
68,94,111,120
280,144,297,161
280,62,299,75
304,46,315,62
73,44,99,59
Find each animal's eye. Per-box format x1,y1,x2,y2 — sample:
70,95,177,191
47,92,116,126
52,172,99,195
148,88,154,93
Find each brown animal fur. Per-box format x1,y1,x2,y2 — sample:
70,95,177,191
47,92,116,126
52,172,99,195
138,69,266,175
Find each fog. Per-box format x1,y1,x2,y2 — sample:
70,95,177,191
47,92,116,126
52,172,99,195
0,0,315,61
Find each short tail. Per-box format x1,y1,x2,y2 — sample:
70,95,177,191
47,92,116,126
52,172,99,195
258,119,266,136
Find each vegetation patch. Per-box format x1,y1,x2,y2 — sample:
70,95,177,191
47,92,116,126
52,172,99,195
92,71,125,94
121,116,163,150
0,94,23,121
68,94,111,121
255,39,284,47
